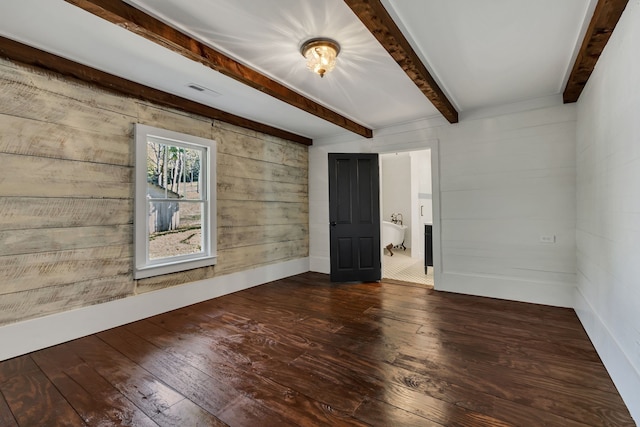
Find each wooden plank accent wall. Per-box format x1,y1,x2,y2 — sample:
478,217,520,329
0,57,309,325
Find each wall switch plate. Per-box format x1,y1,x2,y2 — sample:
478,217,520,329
540,235,556,243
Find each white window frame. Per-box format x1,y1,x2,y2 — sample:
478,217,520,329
134,124,217,279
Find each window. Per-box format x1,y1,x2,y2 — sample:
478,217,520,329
134,124,216,279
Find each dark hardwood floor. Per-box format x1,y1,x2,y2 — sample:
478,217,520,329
0,272,634,426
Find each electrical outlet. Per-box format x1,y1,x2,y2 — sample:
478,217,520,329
540,235,556,243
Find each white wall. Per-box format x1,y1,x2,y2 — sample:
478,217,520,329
381,152,412,247
310,103,577,308
574,1,640,422
438,105,577,306
309,138,371,273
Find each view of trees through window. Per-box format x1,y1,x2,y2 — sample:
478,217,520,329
146,139,205,260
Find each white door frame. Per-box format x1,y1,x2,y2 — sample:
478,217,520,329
374,139,442,288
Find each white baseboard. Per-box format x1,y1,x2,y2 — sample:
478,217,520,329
438,272,575,307
309,255,330,274
0,258,309,362
574,288,640,424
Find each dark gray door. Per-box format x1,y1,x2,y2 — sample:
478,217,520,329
328,153,381,282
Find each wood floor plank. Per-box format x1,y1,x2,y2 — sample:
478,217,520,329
97,327,242,417
151,398,228,427
126,317,368,426
210,294,395,362
393,349,631,426
0,272,634,426
364,304,597,355
354,398,446,427
64,335,186,419
119,319,348,426
127,322,370,413
368,381,514,427
0,391,18,427
0,356,85,426
215,394,299,427
318,343,591,426
31,346,158,427
0,355,40,384
343,311,617,393
213,292,345,334
410,325,616,392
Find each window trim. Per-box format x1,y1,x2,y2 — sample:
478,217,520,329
134,124,217,279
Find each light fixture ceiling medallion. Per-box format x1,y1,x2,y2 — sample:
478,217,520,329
300,38,340,78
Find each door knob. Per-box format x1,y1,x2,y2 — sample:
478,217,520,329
330,221,337,226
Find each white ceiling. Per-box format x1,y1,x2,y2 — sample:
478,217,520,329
0,0,596,141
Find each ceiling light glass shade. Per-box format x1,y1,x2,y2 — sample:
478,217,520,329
300,38,340,78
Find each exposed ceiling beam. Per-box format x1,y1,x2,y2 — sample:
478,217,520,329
563,0,628,103
0,36,313,145
344,0,458,124
64,0,373,139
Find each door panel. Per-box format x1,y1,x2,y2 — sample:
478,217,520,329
329,153,381,282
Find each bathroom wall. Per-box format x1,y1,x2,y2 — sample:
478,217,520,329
411,149,432,258
413,150,432,224
381,152,412,247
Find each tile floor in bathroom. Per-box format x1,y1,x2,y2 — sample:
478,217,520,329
382,248,434,287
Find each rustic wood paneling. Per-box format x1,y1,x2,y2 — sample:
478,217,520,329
0,61,138,118
0,225,132,257
0,245,132,295
218,152,307,184
135,266,216,295
217,224,309,250
218,176,307,203
218,200,308,227
136,239,308,294
0,198,132,229
136,102,213,140
0,57,308,326
0,68,134,136
217,239,308,272
2,153,132,198
216,126,308,169
0,115,131,166
0,275,133,324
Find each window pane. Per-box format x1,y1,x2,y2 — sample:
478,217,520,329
180,146,203,200
147,141,168,198
146,142,204,201
148,201,203,260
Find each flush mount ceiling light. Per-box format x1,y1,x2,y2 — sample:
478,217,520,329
300,38,340,78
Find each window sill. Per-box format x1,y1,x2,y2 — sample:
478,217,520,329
134,255,217,280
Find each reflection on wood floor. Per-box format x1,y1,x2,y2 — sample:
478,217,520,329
0,272,634,426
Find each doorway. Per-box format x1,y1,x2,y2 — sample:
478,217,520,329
380,149,434,287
